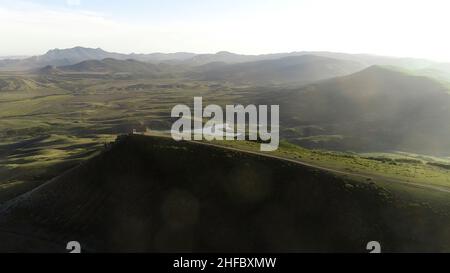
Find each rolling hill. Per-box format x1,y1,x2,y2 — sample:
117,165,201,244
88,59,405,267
414,63,450,83
192,55,365,85
58,58,163,75
0,135,449,252
267,66,450,154
184,51,436,69
0,77,50,92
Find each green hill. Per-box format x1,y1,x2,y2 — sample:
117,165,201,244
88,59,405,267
0,135,448,252
59,58,162,75
267,66,450,154
0,77,41,92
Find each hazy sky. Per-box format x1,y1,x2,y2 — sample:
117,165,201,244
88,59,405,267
1,0,450,61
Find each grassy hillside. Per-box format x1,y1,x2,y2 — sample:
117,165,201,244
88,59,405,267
0,75,68,101
206,139,450,193
0,135,449,253
0,73,247,202
0,134,115,203
262,66,450,154
59,59,163,75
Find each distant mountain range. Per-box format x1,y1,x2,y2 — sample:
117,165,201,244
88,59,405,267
0,46,445,73
0,47,194,71
0,46,444,88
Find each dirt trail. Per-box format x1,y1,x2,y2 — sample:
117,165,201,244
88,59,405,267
189,140,450,194
142,131,450,194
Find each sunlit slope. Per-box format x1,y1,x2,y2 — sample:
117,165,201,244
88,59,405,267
271,66,450,154
0,75,67,101
0,135,448,252
193,55,365,85
58,59,162,75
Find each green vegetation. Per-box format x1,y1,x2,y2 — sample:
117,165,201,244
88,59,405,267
0,134,115,202
0,71,256,201
205,139,450,191
2,65,450,205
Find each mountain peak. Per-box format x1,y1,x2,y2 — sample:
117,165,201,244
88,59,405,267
349,65,412,79
32,47,127,67
45,46,106,54
215,51,235,56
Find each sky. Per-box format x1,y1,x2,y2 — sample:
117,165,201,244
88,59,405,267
1,0,450,61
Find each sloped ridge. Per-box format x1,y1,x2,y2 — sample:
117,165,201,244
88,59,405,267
336,65,448,93
0,135,449,252
59,58,160,74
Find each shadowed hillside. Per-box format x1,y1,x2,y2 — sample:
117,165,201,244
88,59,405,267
0,135,449,252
